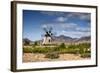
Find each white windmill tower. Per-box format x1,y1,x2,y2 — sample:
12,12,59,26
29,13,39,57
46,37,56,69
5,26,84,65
42,26,54,45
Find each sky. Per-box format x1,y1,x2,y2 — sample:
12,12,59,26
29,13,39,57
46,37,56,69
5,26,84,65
23,10,91,41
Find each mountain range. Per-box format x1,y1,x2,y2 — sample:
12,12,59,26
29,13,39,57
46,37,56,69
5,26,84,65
52,35,91,43
24,35,91,44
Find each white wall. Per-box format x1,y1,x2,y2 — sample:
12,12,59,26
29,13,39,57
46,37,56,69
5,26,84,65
0,0,99,73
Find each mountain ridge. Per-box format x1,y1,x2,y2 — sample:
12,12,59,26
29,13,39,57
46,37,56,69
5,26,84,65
23,35,91,44
52,35,90,43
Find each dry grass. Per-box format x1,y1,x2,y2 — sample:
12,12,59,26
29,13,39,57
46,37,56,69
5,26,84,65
23,53,90,62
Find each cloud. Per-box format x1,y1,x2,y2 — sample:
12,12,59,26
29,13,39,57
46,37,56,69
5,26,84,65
59,22,91,38
61,23,77,29
80,14,90,20
40,11,65,16
41,22,90,38
41,24,53,30
61,30,90,38
42,24,48,28
41,22,90,32
67,13,91,21
45,23,77,30
56,17,67,22
40,11,91,23
59,23,90,32
76,27,90,32
40,11,90,20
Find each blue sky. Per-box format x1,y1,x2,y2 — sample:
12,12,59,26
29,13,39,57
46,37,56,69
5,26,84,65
23,10,91,41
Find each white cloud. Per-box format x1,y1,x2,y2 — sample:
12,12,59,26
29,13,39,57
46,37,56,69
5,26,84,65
42,23,90,32
59,23,90,32
40,11,90,22
67,13,90,21
80,14,90,20
41,24,54,31
40,11,90,38
60,30,90,38
41,22,90,38
76,27,90,32
56,17,67,22
42,24,48,28
40,11,65,16
62,23,77,28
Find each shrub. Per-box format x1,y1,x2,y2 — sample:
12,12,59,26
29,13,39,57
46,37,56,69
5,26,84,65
79,48,84,54
23,43,91,56
80,53,91,58
23,48,33,53
59,43,66,49
32,47,55,53
67,43,91,55
34,41,38,46
65,48,78,54
32,47,42,53
45,52,59,59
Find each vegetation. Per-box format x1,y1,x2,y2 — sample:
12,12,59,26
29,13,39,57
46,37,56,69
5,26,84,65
45,52,59,59
32,47,52,53
23,47,33,53
33,41,38,47
23,42,91,59
34,41,38,46
23,38,31,45
59,43,66,49
81,53,91,58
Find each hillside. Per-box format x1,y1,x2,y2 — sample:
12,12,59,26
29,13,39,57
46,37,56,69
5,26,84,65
52,35,90,44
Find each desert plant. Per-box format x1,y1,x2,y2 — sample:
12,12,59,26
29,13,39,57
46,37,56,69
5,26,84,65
80,53,91,58
34,41,38,46
33,41,38,47
59,43,66,49
23,47,33,53
45,52,59,59
32,47,54,53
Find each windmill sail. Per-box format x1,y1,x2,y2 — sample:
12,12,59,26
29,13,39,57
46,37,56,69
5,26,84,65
42,26,55,45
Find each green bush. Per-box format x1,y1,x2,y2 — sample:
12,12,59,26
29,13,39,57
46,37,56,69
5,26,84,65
32,47,56,53
67,43,91,54
23,48,33,53
79,48,84,54
34,41,38,46
59,43,66,49
23,43,91,56
80,53,91,58
45,52,59,59
32,47,48,53
68,45,76,49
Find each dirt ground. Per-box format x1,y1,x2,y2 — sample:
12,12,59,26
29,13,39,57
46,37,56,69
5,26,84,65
23,53,90,62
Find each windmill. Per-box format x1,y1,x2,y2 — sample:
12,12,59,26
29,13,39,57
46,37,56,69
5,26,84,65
42,26,54,45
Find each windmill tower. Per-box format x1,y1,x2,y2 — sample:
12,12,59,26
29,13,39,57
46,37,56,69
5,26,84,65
42,26,53,45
